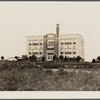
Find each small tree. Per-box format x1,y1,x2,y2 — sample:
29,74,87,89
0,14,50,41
76,56,81,62
22,55,28,61
41,56,45,62
53,55,57,61
59,55,64,61
1,56,4,60
31,54,37,62
58,66,64,76
35,56,37,62
97,56,100,62
29,56,32,61
15,56,18,60
92,58,95,63
64,56,68,62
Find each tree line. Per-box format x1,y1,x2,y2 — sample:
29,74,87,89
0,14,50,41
0,55,82,62
92,56,100,63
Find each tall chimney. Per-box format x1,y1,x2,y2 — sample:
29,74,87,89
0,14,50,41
56,24,59,37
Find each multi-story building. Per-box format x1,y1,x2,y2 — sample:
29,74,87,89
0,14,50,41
26,24,84,61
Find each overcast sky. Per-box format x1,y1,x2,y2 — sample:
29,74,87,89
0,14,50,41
0,2,100,61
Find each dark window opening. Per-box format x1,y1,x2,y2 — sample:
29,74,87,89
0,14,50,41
65,52,72,54
48,53,54,55
61,52,63,54
73,52,76,54
73,42,76,44
29,52,31,54
40,52,42,54
29,43,31,46
47,48,54,50
40,43,42,45
65,42,72,45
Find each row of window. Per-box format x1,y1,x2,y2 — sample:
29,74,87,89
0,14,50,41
61,52,76,54
29,42,76,46
60,38,77,40
47,48,54,50
48,42,54,44
61,42,76,45
48,56,53,59
48,44,54,46
60,47,76,49
29,52,42,55
29,43,42,46
48,53,54,55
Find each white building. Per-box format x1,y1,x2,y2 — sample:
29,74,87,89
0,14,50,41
26,24,84,61
26,35,44,58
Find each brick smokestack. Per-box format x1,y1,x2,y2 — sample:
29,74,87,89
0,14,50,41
56,24,59,37
55,24,59,58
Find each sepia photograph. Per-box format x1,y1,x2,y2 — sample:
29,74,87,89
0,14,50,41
0,1,100,93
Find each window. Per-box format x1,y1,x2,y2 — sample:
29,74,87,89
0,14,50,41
40,43,42,45
29,43,31,46
48,53,54,55
40,52,42,54
69,52,72,54
52,48,54,50
49,42,54,44
29,52,31,54
73,52,76,54
48,56,50,59
33,43,39,45
61,43,63,45
48,55,53,59
73,42,76,44
61,52,63,54
65,52,72,54
48,43,54,46
47,48,54,50
32,52,34,54
65,42,72,45
33,52,38,54
69,42,72,44
73,46,76,48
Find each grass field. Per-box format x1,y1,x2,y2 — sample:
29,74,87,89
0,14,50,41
0,60,100,91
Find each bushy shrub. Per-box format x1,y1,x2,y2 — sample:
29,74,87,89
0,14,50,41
0,60,100,91
0,62,9,71
45,69,53,75
76,56,81,62
57,67,64,76
1,56,4,60
44,61,59,68
92,59,96,63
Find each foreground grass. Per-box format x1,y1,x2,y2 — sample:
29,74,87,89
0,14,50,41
0,61,100,91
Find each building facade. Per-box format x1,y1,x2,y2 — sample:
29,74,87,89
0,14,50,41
26,24,84,61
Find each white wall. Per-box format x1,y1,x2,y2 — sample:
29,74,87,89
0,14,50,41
59,34,84,59
26,36,44,57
